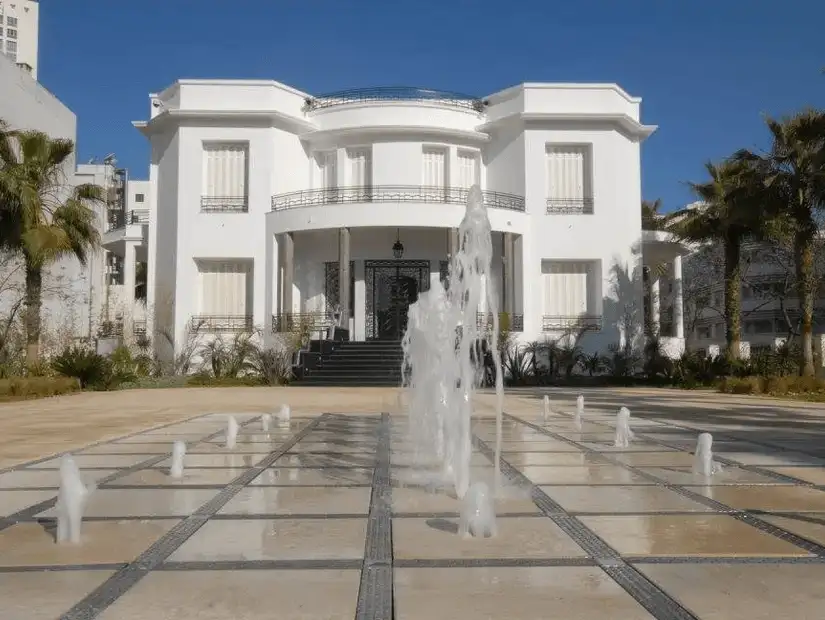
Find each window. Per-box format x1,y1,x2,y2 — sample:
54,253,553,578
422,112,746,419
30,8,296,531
134,193,145,203
201,143,248,212
347,148,372,188
7,28,16,38
545,145,594,214
5,39,16,53
6,16,17,27
422,147,447,200
541,260,600,330
457,150,480,189
198,260,252,317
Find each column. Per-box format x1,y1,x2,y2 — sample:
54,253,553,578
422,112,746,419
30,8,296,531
503,232,515,316
649,274,661,337
673,255,684,339
123,240,137,341
448,227,459,260
281,232,294,328
338,227,351,328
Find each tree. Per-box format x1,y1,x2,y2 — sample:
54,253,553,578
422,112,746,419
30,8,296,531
642,198,666,230
0,127,103,366
735,110,825,376
666,160,770,360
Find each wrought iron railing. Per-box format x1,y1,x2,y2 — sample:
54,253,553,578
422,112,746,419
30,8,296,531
476,312,524,332
190,315,254,332
272,312,334,333
546,198,594,215
200,196,249,213
302,86,485,113
106,209,150,232
133,320,147,337
542,315,603,331
272,185,525,212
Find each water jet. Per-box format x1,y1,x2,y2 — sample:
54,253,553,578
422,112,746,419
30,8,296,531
614,407,634,448
543,395,551,423
693,433,720,476
574,395,584,430
261,413,272,433
226,416,239,449
169,441,186,478
56,455,95,544
459,481,497,538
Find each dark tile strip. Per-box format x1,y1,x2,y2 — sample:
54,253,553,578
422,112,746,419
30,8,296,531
0,416,264,534
508,413,825,557
627,555,825,565
0,563,127,573
355,412,393,620
473,435,700,620
58,414,326,620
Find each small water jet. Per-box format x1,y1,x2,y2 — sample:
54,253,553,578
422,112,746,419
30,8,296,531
278,404,291,422
55,455,96,544
169,441,186,478
261,413,272,433
693,433,721,476
574,395,584,431
226,416,239,449
614,407,634,448
459,481,497,538
543,395,551,423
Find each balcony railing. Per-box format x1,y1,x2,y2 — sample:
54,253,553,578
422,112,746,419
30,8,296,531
272,185,525,213
542,315,603,331
272,312,334,333
133,320,147,337
106,209,150,232
302,86,485,113
190,315,254,332
200,196,249,213
476,312,524,332
546,198,594,215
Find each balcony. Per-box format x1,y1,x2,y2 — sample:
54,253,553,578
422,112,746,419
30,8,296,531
546,198,594,215
107,209,149,232
190,315,254,332
302,86,485,113
271,185,525,213
200,196,249,213
542,315,602,331
476,312,524,333
272,312,334,334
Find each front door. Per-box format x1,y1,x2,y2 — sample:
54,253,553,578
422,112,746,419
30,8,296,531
365,260,430,340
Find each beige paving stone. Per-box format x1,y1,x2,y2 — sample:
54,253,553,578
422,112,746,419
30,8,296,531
395,567,655,620
580,514,811,557
112,468,248,487
249,466,373,486
37,488,220,518
542,485,712,513
0,571,114,620
758,513,825,546
28,454,156,469
0,489,56,516
156,453,269,468
392,486,538,514
289,441,374,453
393,516,586,559
168,519,367,562
719,451,825,467
503,452,598,466
611,452,698,467
0,468,117,489
0,520,179,566
79,443,180,455
695,485,825,512
218,487,372,515
768,466,825,485
636,465,783,486
580,442,677,452
274,452,375,468
99,570,359,620
636,564,825,619
522,464,651,485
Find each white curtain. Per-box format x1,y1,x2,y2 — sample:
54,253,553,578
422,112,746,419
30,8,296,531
546,146,590,204
199,262,250,315
543,262,591,316
457,151,479,189
202,144,248,197
348,149,372,187
423,149,446,187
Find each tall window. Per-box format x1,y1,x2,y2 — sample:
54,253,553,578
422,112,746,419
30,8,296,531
423,147,447,200
198,261,252,317
348,148,372,202
541,260,600,330
545,145,593,214
457,150,480,189
315,151,338,203
201,143,249,212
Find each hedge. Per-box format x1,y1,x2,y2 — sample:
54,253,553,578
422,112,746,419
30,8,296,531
0,376,80,401
719,375,825,397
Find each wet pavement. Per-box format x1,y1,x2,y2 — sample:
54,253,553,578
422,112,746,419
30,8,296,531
2,395,825,618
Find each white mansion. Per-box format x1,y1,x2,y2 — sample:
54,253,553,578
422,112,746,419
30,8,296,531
130,79,687,361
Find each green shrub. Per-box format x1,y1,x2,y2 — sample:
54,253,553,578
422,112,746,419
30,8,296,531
0,376,79,401
52,346,112,389
186,374,264,387
719,375,825,397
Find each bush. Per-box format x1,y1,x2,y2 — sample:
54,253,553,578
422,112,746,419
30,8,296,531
52,346,112,389
0,376,79,401
186,373,264,387
719,375,825,397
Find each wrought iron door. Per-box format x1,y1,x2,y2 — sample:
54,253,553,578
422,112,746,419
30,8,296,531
324,261,355,317
365,260,430,340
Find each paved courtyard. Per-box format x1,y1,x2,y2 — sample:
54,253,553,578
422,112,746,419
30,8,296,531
2,387,825,618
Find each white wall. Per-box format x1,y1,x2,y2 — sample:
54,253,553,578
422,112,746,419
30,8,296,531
0,0,38,79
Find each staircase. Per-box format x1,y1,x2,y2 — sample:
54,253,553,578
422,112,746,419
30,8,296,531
299,340,404,387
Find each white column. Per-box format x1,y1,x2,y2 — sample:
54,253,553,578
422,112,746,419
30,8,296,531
649,274,661,337
123,240,138,341
282,232,294,318
339,227,351,329
503,232,515,316
264,233,278,344
354,260,366,341
673,255,684,339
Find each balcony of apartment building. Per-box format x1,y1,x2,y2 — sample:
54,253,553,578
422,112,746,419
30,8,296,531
642,230,691,358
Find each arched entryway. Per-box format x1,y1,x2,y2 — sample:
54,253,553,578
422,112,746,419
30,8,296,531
365,260,430,340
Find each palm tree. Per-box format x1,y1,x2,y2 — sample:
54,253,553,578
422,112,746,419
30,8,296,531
642,198,666,230
734,110,825,376
666,159,768,360
0,128,103,366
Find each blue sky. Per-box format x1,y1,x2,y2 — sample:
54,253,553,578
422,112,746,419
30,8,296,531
39,0,824,211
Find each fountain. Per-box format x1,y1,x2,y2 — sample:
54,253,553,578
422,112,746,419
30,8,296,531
55,454,96,544
226,416,239,449
693,433,721,476
574,394,584,431
169,440,186,478
614,407,634,448
402,184,504,501
459,481,497,538
543,395,551,423
278,404,290,422
261,413,272,433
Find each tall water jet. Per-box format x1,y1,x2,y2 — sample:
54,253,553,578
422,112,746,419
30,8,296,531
693,433,720,476
169,441,186,478
55,455,96,544
261,413,272,433
226,416,239,449
402,185,504,499
278,404,291,422
574,394,584,431
614,407,634,448
543,395,551,423
459,481,497,538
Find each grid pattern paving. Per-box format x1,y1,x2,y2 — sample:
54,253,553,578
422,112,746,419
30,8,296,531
2,402,825,618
